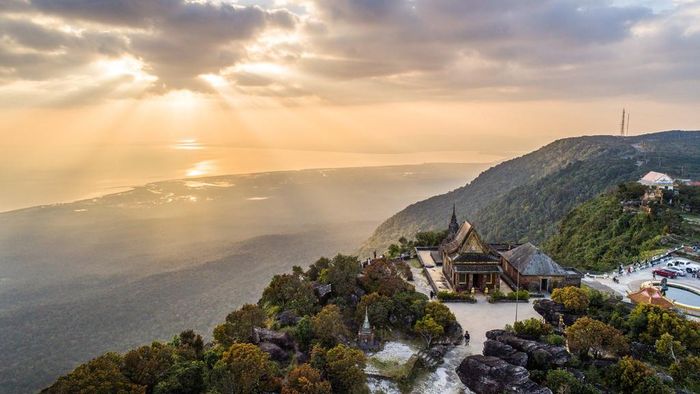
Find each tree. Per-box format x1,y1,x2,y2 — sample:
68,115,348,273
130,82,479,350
324,344,369,394
609,356,672,394
45,353,145,394
628,304,700,352
669,355,700,390
210,343,279,394
306,257,331,281
172,330,204,361
153,361,205,394
355,293,393,329
414,230,448,247
414,316,443,348
391,291,428,327
545,369,598,394
551,286,590,312
213,304,267,346
566,317,628,359
293,315,314,351
319,254,362,299
655,333,685,363
359,259,412,296
281,364,332,394
424,301,456,329
260,273,318,316
122,342,175,392
312,304,349,347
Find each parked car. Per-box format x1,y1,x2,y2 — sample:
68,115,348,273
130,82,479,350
672,260,700,272
653,269,678,279
663,266,687,276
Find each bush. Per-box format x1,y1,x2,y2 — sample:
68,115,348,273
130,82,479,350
513,318,552,339
546,369,599,394
437,291,476,302
552,286,589,312
544,334,566,346
507,290,529,301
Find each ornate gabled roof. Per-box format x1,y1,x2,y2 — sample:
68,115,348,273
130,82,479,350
501,243,569,276
640,171,674,186
442,221,502,264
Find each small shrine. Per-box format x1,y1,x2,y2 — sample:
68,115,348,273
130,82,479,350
357,308,378,351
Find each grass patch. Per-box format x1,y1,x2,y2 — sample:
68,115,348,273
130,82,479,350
408,258,422,269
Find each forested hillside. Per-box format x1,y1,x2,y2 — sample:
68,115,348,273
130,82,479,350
360,131,700,255
543,185,700,272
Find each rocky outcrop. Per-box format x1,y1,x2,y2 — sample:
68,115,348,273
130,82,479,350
456,355,552,394
445,321,464,345
276,310,300,327
532,299,580,327
253,328,295,350
259,342,288,362
483,340,528,367
485,329,570,369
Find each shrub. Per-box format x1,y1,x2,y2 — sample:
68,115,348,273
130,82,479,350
488,289,505,302
513,318,552,339
506,290,529,301
544,334,566,346
437,291,476,302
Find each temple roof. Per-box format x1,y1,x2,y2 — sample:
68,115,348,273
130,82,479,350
453,264,502,273
628,287,674,308
501,243,569,276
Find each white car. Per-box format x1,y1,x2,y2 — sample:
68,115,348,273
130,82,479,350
672,260,700,272
663,266,687,276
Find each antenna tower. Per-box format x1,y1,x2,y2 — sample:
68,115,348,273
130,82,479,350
620,108,626,137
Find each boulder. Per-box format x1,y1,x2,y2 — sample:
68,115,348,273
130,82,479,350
428,344,450,360
259,342,288,362
532,299,579,326
445,321,464,345
483,340,528,367
456,355,552,394
276,310,299,327
253,328,295,350
485,330,570,369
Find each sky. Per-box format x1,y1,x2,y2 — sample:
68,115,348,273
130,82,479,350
1,0,700,210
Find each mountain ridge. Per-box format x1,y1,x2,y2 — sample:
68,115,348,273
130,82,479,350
360,130,700,255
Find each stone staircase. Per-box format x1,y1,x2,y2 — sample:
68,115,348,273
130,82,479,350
416,349,442,369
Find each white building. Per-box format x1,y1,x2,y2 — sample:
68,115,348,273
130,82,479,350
639,171,674,190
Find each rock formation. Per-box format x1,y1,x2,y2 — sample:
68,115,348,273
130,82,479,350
456,355,552,394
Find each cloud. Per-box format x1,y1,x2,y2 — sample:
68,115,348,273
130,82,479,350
0,0,699,105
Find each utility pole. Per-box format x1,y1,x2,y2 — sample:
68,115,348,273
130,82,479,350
514,270,520,323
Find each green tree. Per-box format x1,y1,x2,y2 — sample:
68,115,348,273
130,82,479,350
551,286,590,312
213,304,267,346
414,316,444,348
545,369,598,394
312,304,349,347
306,257,331,281
122,342,175,393
628,304,700,352
293,315,314,351
260,273,317,316
391,291,428,327
566,317,628,359
669,355,700,390
355,293,393,329
171,330,204,361
281,364,332,394
324,344,369,394
153,361,205,394
319,254,362,299
210,343,279,394
609,356,672,394
655,333,685,363
45,353,145,394
424,301,456,329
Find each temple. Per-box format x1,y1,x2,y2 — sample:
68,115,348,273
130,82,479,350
419,208,582,293
441,221,503,292
357,308,377,351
